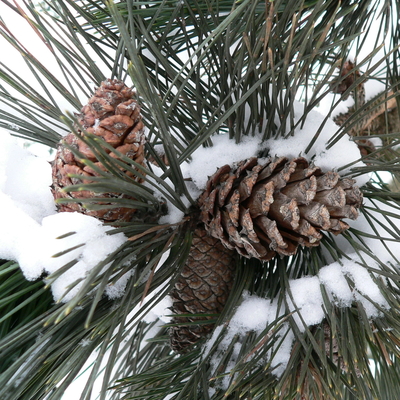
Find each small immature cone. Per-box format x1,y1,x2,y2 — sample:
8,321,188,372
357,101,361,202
51,79,146,223
199,157,363,261
170,226,236,353
330,60,363,99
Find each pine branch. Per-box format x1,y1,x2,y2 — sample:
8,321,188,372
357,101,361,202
0,1,400,400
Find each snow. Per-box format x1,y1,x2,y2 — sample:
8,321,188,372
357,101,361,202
158,198,186,225
0,132,55,222
287,276,325,328
318,92,355,120
0,130,127,302
180,98,369,200
143,295,172,324
318,262,354,307
229,293,272,332
105,269,135,300
266,102,369,186
320,256,389,315
342,260,388,310
40,212,127,302
181,134,262,189
205,252,390,387
204,294,291,388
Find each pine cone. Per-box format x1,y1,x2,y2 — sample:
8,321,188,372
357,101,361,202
199,156,363,261
170,226,236,353
330,60,362,100
51,79,146,223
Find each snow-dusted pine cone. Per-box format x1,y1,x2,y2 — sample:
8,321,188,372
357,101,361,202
170,226,236,353
199,156,363,261
51,79,146,223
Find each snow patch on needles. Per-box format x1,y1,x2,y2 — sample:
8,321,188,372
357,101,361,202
205,255,389,387
204,294,291,389
318,263,353,307
0,131,127,302
181,99,368,203
19,212,126,303
105,268,135,300
230,294,273,332
287,276,324,328
266,102,369,187
181,134,262,190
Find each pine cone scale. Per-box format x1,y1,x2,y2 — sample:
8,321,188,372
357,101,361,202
316,171,339,190
246,181,274,218
268,194,300,230
299,202,330,230
314,187,346,207
238,165,262,200
281,176,317,205
239,206,258,242
327,205,358,220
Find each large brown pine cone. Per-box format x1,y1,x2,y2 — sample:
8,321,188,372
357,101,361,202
170,226,236,353
51,79,146,223
199,156,363,261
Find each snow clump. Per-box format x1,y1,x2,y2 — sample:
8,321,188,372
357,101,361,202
205,253,389,389
0,131,127,302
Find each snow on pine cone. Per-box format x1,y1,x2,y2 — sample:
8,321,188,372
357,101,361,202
51,79,146,223
199,156,363,261
170,226,236,353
